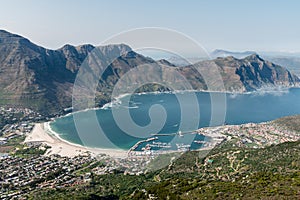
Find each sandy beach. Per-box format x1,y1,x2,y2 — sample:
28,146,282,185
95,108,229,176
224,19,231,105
24,123,128,158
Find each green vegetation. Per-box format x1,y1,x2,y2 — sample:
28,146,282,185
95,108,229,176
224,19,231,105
0,111,24,130
0,135,26,153
27,140,300,199
5,135,26,146
5,115,300,199
14,145,48,157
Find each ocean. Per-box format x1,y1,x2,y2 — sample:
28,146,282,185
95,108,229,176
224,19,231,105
50,88,300,151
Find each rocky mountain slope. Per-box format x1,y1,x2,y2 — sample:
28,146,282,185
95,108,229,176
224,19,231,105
0,30,134,114
264,56,300,77
0,30,299,114
210,49,300,77
193,54,300,91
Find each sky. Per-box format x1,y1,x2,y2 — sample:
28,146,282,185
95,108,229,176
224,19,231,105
1,0,300,53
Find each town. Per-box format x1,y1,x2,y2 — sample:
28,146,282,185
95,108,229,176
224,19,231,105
199,121,300,148
1,106,300,198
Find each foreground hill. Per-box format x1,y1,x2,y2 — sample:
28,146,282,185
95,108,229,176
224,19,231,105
0,30,299,114
25,115,300,199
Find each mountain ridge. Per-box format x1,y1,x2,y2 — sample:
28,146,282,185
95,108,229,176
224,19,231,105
210,49,257,59
0,30,135,114
0,30,299,114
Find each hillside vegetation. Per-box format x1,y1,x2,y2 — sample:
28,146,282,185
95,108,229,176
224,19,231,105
27,115,300,199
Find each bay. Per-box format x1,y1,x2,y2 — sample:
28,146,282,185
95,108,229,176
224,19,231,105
50,88,300,151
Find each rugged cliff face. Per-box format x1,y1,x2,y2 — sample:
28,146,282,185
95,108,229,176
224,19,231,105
0,30,299,114
0,30,134,114
0,30,71,112
235,54,299,91
175,54,299,92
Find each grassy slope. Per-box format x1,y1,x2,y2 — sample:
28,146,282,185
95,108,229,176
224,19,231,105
25,115,300,199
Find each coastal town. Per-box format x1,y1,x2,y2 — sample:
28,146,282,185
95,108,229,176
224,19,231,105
0,107,46,155
1,1,300,198
199,122,300,148
0,154,95,198
0,105,300,198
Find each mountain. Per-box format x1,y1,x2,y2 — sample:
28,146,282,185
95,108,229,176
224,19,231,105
214,54,300,91
211,49,257,59
176,54,299,92
210,49,300,77
0,30,299,114
263,56,300,77
0,30,135,114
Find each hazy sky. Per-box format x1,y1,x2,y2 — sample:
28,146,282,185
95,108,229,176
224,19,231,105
1,0,300,53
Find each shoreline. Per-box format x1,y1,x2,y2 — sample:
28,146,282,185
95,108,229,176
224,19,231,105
24,115,297,159
24,123,128,158
25,121,223,159
68,86,298,117
24,87,300,158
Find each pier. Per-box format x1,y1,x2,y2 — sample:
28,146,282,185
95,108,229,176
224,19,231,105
150,130,196,137
128,137,158,154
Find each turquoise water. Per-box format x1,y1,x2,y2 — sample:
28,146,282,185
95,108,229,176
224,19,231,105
50,88,300,150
